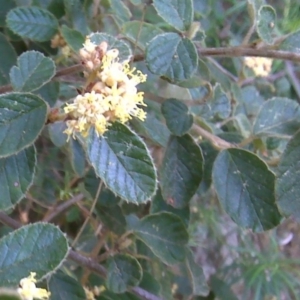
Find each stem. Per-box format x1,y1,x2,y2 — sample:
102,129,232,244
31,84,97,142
72,181,103,247
285,61,300,102
42,193,84,222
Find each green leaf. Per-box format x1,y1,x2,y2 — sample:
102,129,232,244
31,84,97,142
160,135,203,208
0,223,69,286
146,33,198,81
0,33,17,85
161,99,193,136
253,97,300,137
150,188,190,227
212,149,281,232
61,25,85,52
210,276,238,300
121,21,163,51
48,272,86,300
63,0,89,35
0,146,36,211
34,81,59,107
107,0,132,24
186,249,209,296
276,130,300,220
152,0,193,31
6,7,59,41
280,30,300,53
106,254,142,293
96,205,127,235
10,51,56,92
257,5,276,44
48,122,67,147
0,93,47,158
0,289,21,300
133,212,189,265
194,83,231,121
87,123,157,204
0,0,16,27
89,32,131,62
69,139,85,177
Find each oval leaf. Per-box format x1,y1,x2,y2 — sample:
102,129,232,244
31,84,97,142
0,223,69,286
133,212,189,265
10,51,56,92
160,135,203,208
87,123,157,204
161,99,193,136
152,0,193,31
257,5,276,45
0,93,47,157
0,146,36,211
212,149,281,232
48,272,86,300
89,32,131,62
280,30,300,52
146,33,198,81
0,33,17,85
106,254,142,293
276,130,300,220
253,97,300,137
6,7,58,41
61,25,85,52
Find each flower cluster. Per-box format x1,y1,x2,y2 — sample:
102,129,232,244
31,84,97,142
244,56,272,77
17,273,51,300
64,38,147,140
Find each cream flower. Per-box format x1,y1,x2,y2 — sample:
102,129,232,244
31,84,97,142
18,273,50,300
64,41,147,140
244,56,273,77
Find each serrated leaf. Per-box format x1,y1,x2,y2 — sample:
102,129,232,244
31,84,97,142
152,0,193,31
161,99,193,136
89,32,131,62
253,97,300,137
6,7,58,41
0,223,68,286
10,51,55,92
160,135,203,208
0,33,17,85
48,272,86,300
0,289,21,300
106,254,142,293
121,21,163,51
186,249,209,296
276,130,300,220
107,0,132,24
146,33,198,81
150,188,190,227
257,5,276,45
0,93,47,158
133,212,189,265
212,149,281,232
280,30,300,53
34,81,59,107
96,205,126,235
0,146,36,211
87,123,157,204
61,25,85,52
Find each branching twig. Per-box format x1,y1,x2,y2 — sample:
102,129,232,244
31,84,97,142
285,61,300,102
42,193,84,222
0,212,163,300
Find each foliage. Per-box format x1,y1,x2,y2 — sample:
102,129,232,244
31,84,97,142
0,0,300,299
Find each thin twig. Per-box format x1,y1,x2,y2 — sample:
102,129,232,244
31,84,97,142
240,70,286,86
0,212,21,229
72,181,103,247
42,193,84,222
191,123,235,150
206,57,238,82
